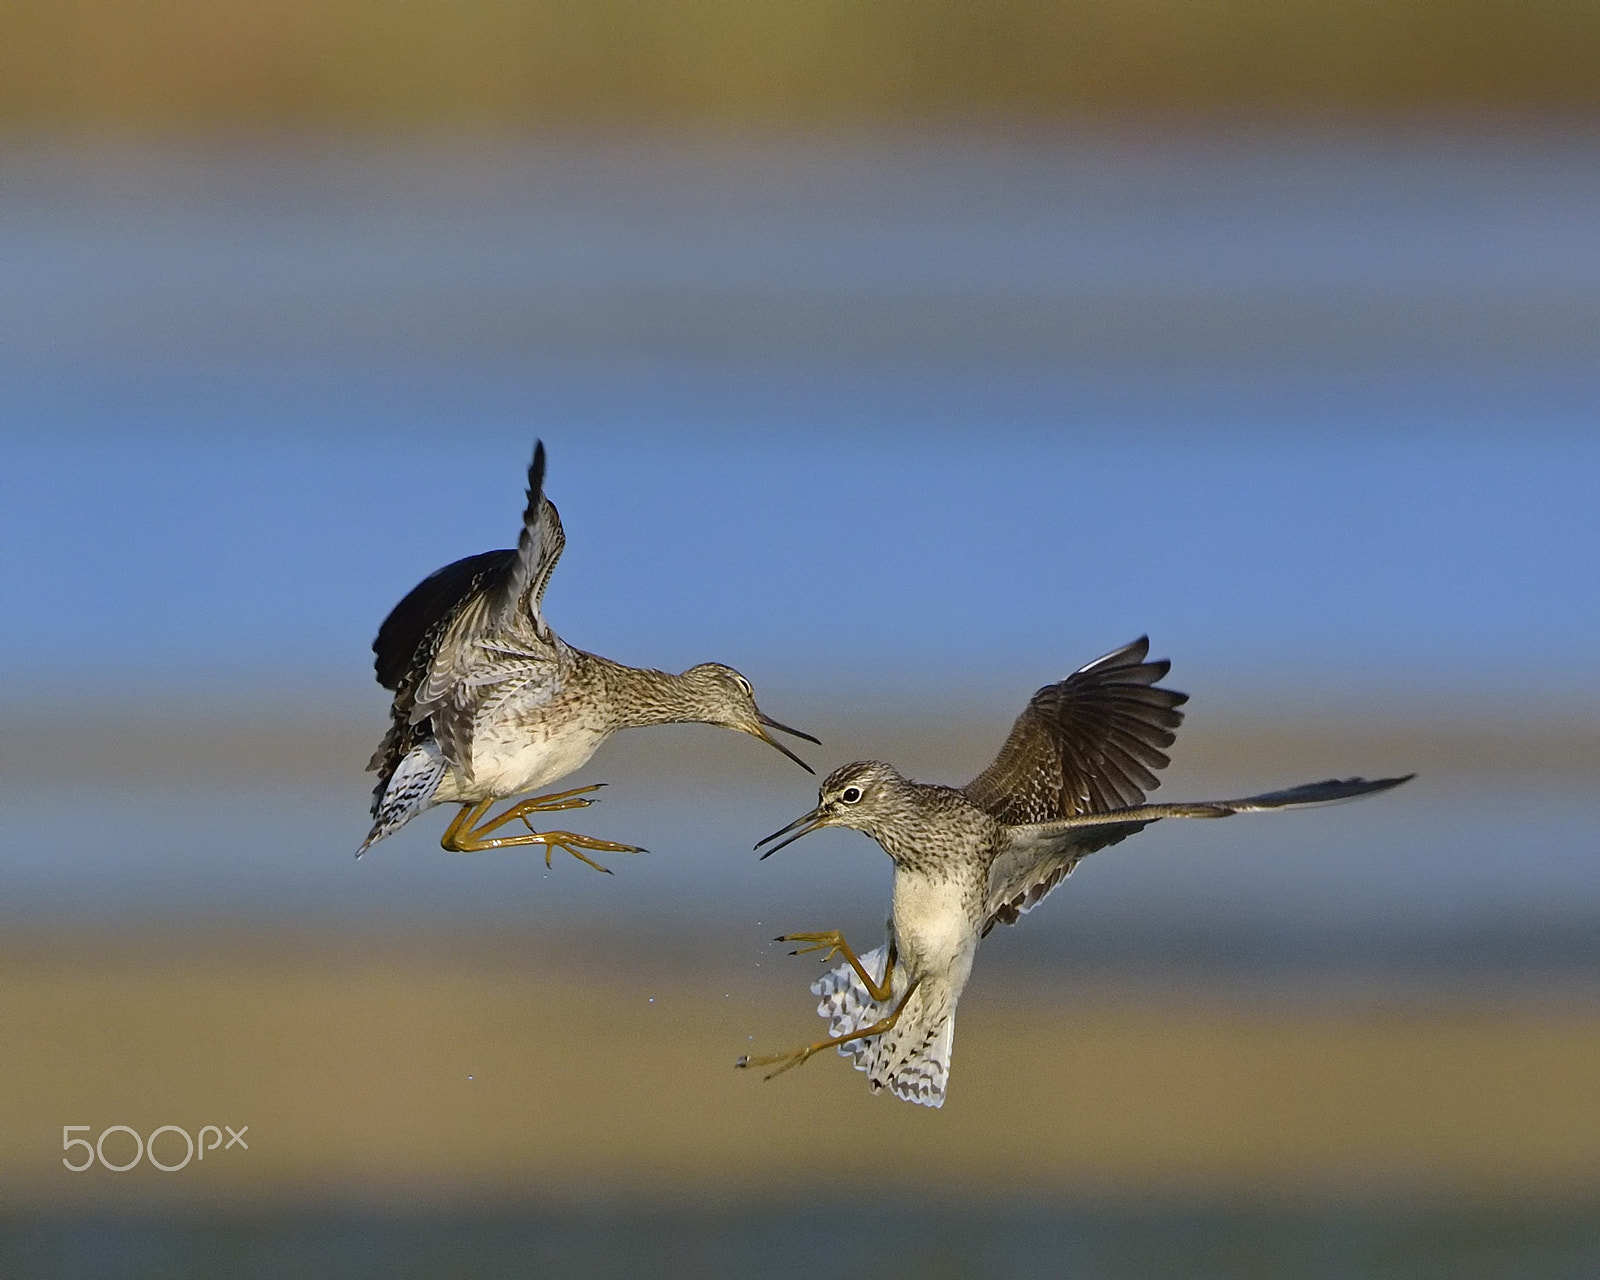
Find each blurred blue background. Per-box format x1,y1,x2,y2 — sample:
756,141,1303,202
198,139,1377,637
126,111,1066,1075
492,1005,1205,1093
2,129,1596,969
5,131,1599,706
7,5,1600,1274
3,128,1599,1280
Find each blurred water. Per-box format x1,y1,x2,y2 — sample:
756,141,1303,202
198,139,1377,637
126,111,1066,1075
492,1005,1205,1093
2,128,1597,970
3,766,1594,985
4,129,1599,1272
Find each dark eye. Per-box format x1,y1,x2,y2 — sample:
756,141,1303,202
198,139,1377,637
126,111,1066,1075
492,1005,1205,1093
734,674,753,698
840,786,862,804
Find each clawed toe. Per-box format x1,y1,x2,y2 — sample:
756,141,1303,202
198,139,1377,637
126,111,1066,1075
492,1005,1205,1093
777,931,845,961
734,1047,814,1080
738,979,918,1085
554,845,612,875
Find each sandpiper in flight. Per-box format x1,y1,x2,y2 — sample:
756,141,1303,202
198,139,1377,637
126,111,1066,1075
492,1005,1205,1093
361,441,818,867
739,637,1411,1106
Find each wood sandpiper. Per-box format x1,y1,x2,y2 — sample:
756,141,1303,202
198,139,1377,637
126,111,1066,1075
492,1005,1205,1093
361,441,818,868
738,637,1411,1106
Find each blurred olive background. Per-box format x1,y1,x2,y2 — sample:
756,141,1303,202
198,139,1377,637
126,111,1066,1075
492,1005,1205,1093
4,0,1600,125
3,4,1599,1278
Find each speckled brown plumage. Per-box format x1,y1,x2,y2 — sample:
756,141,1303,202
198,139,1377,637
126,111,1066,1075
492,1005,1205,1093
367,547,521,813
747,639,1413,1107
963,636,1187,825
360,440,817,857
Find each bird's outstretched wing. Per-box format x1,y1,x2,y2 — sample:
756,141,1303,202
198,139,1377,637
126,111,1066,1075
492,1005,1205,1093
409,443,567,770
371,444,563,694
366,548,518,806
981,774,1414,934
962,637,1188,826
368,443,565,793
371,549,517,694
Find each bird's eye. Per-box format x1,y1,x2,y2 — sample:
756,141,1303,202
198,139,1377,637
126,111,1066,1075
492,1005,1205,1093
840,786,862,804
734,674,753,698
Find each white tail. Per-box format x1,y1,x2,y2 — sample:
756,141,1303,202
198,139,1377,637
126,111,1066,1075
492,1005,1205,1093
811,944,954,1108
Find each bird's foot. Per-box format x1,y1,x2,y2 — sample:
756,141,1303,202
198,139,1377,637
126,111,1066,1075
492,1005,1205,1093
522,825,646,875
735,1042,826,1081
483,785,608,830
777,930,848,964
440,797,644,873
737,977,921,1082
776,929,896,1003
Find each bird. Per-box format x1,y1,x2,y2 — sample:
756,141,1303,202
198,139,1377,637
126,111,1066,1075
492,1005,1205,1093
360,440,819,868
737,636,1412,1107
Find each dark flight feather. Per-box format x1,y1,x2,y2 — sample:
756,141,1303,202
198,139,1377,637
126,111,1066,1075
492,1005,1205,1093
963,636,1189,826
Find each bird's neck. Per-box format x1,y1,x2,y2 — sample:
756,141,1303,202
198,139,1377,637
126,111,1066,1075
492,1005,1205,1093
869,785,996,880
582,652,709,731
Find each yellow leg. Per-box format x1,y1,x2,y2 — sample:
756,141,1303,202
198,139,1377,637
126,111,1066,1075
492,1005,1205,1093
439,788,643,874
778,930,896,1002
736,977,922,1081
440,799,493,849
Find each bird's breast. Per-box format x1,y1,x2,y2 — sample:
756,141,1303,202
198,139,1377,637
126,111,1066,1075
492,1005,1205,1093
891,872,980,995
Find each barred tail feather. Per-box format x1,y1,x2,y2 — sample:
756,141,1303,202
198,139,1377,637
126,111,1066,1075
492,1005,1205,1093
873,1012,953,1108
810,944,954,1108
813,944,894,1051
359,742,447,855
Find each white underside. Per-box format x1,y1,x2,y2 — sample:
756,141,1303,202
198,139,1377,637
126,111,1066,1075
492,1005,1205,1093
892,873,980,995
433,718,613,803
364,718,614,852
808,876,980,1109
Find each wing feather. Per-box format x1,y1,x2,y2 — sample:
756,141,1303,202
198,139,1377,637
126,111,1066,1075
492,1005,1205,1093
492,440,565,642
366,549,516,808
371,549,515,694
368,442,565,793
982,774,1413,933
963,637,1188,826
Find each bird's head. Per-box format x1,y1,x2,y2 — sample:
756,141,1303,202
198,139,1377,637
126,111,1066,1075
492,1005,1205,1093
681,662,818,773
755,760,910,858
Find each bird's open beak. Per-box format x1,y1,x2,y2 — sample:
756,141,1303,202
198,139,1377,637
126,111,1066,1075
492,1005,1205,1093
755,805,827,858
753,712,820,774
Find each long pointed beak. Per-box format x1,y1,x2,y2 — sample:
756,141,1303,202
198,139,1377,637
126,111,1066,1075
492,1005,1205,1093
755,807,827,858
754,712,820,774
